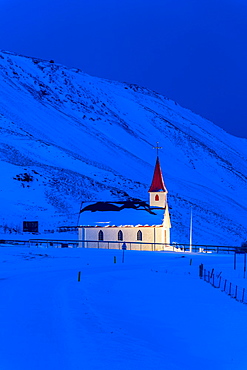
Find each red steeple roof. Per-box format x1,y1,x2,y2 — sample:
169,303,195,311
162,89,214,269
149,157,167,192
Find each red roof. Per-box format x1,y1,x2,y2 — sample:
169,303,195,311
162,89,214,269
148,157,167,192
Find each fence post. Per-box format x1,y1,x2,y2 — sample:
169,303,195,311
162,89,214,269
78,271,81,282
223,279,227,292
242,288,245,303
244,253,246,279
199,264,204,278
218,276,222,289
229,282,232,296
235,285,238,299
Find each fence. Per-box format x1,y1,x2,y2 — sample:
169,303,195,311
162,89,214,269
0,239,30,247
26,240,240,252
0,238,245,254
0,239,171,250
27,239,173,251
172,243,239,254
201,267,247,304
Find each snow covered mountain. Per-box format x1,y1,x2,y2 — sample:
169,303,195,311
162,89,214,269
1,49,247,245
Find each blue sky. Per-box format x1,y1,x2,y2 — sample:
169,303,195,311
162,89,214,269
1,0,247,138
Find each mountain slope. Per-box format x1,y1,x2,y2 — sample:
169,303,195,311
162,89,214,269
0,50,247,245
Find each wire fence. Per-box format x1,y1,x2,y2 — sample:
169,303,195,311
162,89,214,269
200,266,247,304
0,239,247,257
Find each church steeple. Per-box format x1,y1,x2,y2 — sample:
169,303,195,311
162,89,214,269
149,156,168,208
149,156,167,192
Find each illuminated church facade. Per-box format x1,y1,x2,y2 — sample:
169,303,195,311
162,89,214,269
78,156,171,251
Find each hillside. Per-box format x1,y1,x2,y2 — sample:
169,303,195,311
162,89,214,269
0,50,247,245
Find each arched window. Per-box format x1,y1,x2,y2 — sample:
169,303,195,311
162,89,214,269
118,230,123,241
137,230,142,241
98,230,104,241
155,194,159,201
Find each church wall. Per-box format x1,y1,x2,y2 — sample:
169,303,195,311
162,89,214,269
149,192,167,208
166,227,170,246
78,226,170,251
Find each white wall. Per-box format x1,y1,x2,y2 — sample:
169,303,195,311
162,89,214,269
78,225,170,251
149,192,167,208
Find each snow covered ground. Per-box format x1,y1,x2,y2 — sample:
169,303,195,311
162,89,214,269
0,245,246,369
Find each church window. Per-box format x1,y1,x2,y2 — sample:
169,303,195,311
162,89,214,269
137,230,142,241
118,230,123,241
155,194,159,201
98,230,104,241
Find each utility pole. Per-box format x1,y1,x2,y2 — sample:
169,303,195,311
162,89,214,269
190,207,193,253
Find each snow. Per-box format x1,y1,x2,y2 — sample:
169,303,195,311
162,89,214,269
79,206,165,226
0,245,247,369
1,50,247,245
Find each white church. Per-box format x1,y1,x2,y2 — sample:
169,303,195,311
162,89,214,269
78,155,171,251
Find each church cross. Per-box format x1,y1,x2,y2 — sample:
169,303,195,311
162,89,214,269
153,142,162,156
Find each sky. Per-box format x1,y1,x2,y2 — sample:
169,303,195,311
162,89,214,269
1,0,247,138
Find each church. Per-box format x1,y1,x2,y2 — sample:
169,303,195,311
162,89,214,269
78,155,171,251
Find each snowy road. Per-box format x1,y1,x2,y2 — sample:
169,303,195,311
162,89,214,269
0,247,247,369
